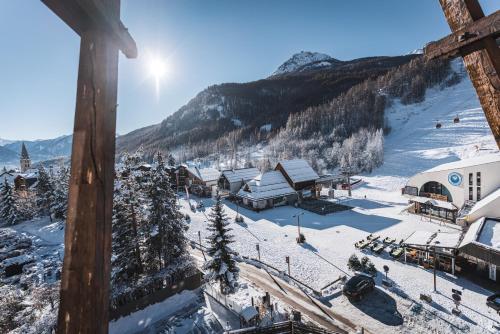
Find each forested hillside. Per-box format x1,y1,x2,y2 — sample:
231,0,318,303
117,54,439,156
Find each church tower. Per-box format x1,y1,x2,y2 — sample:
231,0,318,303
20,142,31,173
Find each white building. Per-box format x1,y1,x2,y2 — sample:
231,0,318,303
404,154,500,222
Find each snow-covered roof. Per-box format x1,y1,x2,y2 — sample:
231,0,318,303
237,171,296,200
221,168,260,184
459,217,500,265
478,219,500,249
422,154,500,173
276,159,319,184
461,217,500,249
467,188,500,217
404,230,462,249
240,306,258,321
186,166,220,182
407,195,457,210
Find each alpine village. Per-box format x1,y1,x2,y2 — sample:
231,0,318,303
0,1,499,334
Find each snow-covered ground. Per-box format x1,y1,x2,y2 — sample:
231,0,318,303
182,66,500,333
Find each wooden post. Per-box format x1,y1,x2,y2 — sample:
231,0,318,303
41,1,137,333
57,26,119,334
426,0,500,149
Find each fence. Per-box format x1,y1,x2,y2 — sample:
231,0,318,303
109,270,203,320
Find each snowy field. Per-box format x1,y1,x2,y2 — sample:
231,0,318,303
182,67,500,334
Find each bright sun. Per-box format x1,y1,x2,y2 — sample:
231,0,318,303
147,56,168,99
148,57,167,80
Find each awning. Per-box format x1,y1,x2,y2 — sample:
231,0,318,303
407,195,457,211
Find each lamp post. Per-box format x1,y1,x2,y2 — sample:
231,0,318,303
292,212,304,243
433,245,437,292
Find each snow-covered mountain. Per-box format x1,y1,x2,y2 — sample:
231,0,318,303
0,138,15,146
271,51,342,76
0,135,73,165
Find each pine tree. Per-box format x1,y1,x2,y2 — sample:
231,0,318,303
111,150,151,285
51,166,69,220
36,166,55,219
145,153,188,272
0,179,20,225
112,182,143,283
203,192,239,294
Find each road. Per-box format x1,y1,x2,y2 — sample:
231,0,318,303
190,249,368,334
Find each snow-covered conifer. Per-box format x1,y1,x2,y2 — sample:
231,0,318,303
203,192,239,294
144,152,188,272
0,179,20,225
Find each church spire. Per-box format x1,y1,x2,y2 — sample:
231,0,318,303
20,142,31,172
21,142,30,160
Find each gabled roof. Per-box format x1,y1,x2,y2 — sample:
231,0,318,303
276,159,319,184
221,167,260,183
422,154,500,173
186,166,220,182
237,171,296,200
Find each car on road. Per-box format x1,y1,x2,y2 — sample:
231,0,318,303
343,274,375,300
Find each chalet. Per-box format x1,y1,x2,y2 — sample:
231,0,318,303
185,166,220,197
14,169,39,191
275,159,319,199
236,171,297,210
218,167,260,195
459,217,500,282
403,154,500,223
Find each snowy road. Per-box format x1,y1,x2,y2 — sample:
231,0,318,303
190,249,354,334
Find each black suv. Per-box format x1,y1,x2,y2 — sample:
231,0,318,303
343,274,375,300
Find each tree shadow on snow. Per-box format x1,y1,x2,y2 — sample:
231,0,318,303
349,287,404,326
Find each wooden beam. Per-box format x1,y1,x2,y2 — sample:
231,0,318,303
41,0,137,58
57,21,119,334
424,10,500,59
436,0,500,149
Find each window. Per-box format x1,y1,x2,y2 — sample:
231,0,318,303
469,187,473,201
476,172,481,186
469,173,473,186
477,187,481,201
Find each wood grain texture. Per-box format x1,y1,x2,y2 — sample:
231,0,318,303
438,0,500,149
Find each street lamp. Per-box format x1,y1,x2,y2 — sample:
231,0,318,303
292,212,305,243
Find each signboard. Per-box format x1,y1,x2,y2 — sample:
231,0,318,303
489,264,496,281
448,172,463,186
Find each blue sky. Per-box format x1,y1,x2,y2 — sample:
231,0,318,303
0,0,497,140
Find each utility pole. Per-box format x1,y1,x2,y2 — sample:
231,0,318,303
341,166,352,197
285,256,291,276
292,212,304,243
199,230,206,261
433,246,437,292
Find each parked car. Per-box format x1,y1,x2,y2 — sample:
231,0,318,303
486,293,500,315
343,274,375,300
